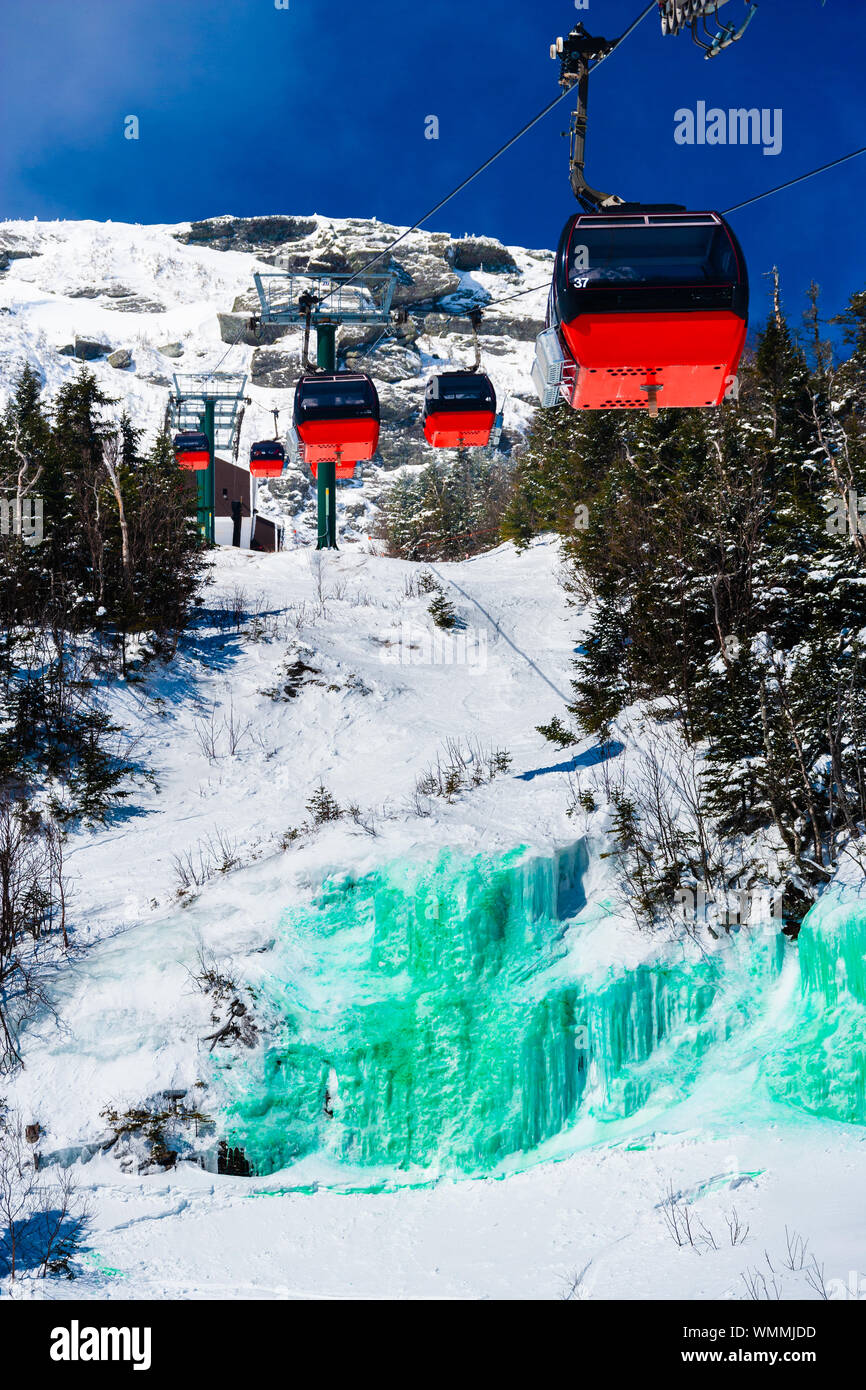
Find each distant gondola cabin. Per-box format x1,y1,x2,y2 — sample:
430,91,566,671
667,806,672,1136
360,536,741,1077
249,440,285,479
422,372,497,448
173,431,210,471
293,373,380,475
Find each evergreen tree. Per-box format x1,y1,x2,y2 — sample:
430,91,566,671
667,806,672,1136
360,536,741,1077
519,280,866,919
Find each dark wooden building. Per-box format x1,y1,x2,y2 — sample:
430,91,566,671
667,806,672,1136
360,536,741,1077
187,455,285,551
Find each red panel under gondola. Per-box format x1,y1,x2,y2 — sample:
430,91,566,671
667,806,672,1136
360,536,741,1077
173,431,210,471
545,210,748,411
422,372,497,448
307,456,361,482
249,440,286,479
293,373,380,473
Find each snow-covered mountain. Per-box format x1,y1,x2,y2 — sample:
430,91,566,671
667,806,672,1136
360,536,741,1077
0,213,551,542
2,215,865,1305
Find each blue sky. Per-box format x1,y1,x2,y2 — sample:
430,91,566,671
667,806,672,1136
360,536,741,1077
1,0,863,343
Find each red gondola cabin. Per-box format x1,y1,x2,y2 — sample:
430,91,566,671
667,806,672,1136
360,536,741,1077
544,209,748,412
249,440,286,479
422,372,497,448
293,373,379,479
173,431,210,471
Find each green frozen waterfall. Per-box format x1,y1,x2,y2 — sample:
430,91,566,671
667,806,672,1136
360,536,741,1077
218,845,866,1178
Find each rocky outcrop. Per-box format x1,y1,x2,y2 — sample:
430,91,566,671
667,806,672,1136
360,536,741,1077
389,249,460,307
0,241,38,274
451,236,518,272
57,337,110,360
218,313,285,347
175,215,318,251
478,313,544,342
250,349,299,388
105,295,166,313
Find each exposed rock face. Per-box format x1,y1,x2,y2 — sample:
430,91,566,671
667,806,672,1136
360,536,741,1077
477,313,545,342
108,348,133,369
343,342,422,384
105,296,165,313
218,313,285,347
451,237,518,272
65,285,165,312
250,349,299,388
58,337,111,360
175,216,318,251
377,382,422,430
0,241,38,273
389,250,460,307
157,341,185,358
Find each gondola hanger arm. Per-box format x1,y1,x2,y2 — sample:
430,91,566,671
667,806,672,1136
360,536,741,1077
551,23,626,211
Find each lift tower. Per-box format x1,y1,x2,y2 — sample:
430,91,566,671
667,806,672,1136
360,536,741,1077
169,374,249,544
253,269,397,549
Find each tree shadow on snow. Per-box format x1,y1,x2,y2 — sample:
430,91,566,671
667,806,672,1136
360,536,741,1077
516,739,624,782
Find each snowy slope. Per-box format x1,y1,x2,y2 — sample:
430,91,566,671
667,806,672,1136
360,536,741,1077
2,540,865,1301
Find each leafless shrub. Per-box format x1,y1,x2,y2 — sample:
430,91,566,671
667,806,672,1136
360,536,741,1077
308,554,329,617
695,1216,719,1252
414,737,512,802
559,1259,592,1301
741,1265,782,1301
804,1254,830,1300
0,1112,91,1281
725,1208,750,1246
188,944,258,1053
288,600,310,631
407,788,434,819
223,699,251,756
193,704,221,762
346,802,379,837
660,1182,702,1251
216,584,249,631
171,829,243,897
782,1226,809,1271
193,699,252,761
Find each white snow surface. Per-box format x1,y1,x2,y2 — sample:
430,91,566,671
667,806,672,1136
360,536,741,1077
1,540,863,1301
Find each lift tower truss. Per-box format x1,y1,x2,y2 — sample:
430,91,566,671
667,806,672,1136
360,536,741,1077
169,373,249,545
252,270,398,550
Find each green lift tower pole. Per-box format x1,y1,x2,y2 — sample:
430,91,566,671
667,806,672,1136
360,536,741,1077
198,400,216,545
316,322,338,551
